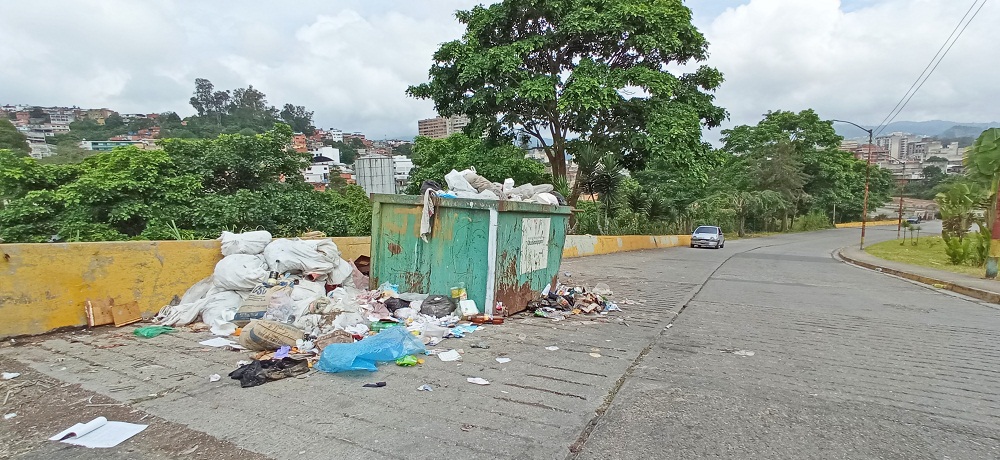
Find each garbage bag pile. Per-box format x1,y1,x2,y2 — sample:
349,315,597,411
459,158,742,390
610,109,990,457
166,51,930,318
428,168,566,206
526,281,622,321
156,231,488,379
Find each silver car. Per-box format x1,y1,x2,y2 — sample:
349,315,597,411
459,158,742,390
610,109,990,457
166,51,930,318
691,225,725,249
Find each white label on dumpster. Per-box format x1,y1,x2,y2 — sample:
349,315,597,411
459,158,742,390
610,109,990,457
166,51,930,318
520,218,550,274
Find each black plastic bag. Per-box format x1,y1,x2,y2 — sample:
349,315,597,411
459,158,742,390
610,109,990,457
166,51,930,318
420,295,456,318
384,297,411,312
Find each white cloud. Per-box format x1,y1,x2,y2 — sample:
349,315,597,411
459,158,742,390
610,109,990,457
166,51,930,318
0,0,994,140
701,0,998,138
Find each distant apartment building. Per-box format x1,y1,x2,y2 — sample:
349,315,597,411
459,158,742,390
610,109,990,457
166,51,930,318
417,115,470,139
76,108,116,125
79,140,148,151
326,129,344,143
292,133,308,153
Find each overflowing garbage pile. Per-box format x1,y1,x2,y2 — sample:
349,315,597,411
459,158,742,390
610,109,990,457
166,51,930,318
154,231,493,386
527,281,622,321
425,168,567,206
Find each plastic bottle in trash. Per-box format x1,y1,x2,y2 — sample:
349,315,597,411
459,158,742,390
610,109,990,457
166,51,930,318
267,271,279,287
458,282,467,301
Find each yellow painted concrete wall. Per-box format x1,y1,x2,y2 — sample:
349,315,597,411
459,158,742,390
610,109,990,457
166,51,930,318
0,238,373,338
562,235,690,258
835,220,899,229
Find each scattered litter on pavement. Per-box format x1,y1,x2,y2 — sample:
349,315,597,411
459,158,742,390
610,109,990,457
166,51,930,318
466,377,490,385
438,350,462,362
417,384,433,391
77,230,628,385
461,424,476,431
362,381,387,388
2,372,20,380
4,413,15,420
49,416,148,448
932,283,946,288
734,350,755,357
199,337,242,348
208,374,221,382
395,355,419,366
133,326,175,338
589,353,601,358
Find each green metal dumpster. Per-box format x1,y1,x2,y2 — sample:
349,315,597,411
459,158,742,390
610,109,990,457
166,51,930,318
370,194,571,316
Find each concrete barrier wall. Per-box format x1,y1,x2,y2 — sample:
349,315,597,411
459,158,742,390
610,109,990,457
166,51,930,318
0,234,683,338
0,237,371,338
562,235,690,258
835,220,899,229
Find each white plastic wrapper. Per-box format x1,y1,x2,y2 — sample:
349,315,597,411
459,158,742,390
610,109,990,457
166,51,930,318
158,289,244,327
179,276,213,305
212,254,268,291
445,169,477,194
219,230,272,256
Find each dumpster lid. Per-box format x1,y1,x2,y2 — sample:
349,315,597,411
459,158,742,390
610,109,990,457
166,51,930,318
372,194,571,215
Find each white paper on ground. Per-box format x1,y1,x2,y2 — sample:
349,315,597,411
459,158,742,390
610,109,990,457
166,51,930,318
438,349,462,362
49,417,147,448
545,346,559,351
1,372,19,380
467,377,490,385
495,357,511,364
198,337,243,349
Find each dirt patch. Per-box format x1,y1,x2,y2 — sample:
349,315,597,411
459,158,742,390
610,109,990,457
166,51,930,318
0,352,269,460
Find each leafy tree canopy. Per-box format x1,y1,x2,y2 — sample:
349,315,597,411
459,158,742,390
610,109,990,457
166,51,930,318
407,0,727,189
0,125,371,243
0,120,30,156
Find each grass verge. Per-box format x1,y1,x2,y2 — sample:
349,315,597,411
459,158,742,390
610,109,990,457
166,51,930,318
865,236,989,279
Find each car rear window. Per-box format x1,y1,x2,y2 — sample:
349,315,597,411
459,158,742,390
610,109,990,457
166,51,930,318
694,226,718,234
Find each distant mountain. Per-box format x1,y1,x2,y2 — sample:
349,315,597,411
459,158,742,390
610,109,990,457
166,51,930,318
834,120,1000,139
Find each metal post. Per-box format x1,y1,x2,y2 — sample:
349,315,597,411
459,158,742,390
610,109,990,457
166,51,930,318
831,119,874,250
860,130,873,249
897,169,904,239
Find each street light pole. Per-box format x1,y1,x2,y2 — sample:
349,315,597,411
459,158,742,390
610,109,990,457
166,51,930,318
831,120,874,250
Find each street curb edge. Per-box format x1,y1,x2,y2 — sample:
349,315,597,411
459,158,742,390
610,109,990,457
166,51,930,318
837,248,1000,305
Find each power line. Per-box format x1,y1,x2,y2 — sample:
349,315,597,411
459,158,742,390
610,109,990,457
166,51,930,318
873,0,987,137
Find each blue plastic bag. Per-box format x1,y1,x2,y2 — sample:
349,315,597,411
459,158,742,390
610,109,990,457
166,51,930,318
316,327,426,373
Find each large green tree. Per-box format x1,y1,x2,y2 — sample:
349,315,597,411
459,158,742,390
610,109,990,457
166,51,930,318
279,104,316,136
407,0,727,196
721,110,893,223
0,125,373,243
404,134,547,194
0,120,30,156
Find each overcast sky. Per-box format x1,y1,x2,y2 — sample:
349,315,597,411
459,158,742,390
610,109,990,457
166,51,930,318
1,0,994,140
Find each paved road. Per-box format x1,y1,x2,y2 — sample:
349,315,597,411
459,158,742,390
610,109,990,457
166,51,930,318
5,222,1000,459
576,222,1000,459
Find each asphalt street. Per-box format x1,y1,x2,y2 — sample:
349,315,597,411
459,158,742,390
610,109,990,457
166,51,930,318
4,222,1000,459
576,221,1000,459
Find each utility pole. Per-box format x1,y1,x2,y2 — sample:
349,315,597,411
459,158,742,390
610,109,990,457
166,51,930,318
831,120,874,249
897,162,905,238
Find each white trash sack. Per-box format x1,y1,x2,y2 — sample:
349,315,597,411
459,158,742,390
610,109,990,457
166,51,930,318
158,289,244,327
219,230,272,256
212,254,268,291
262,238,352,283
179,276,214,305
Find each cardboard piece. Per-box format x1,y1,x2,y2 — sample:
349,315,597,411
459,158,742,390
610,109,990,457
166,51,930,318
85,299,115,327
111,301,142,327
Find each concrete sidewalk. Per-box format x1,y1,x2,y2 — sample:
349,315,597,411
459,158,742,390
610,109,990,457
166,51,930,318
839,245,1000,304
